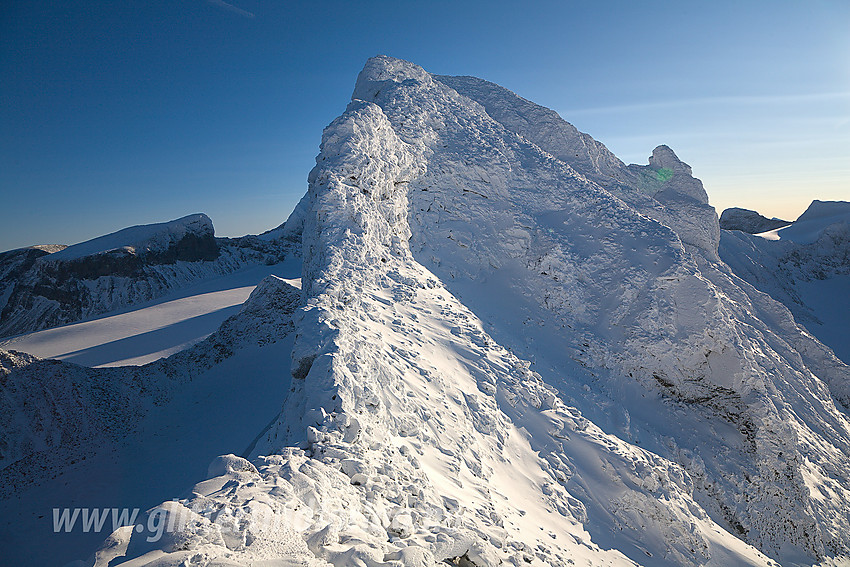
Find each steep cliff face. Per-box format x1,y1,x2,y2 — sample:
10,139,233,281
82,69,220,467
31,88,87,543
0,214,296,337
78,56,850,567
359,57,850,563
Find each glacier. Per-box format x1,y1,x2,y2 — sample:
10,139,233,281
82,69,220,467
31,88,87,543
2,56,849,567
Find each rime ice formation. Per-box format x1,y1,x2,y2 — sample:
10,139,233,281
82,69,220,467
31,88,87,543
7,56,850,566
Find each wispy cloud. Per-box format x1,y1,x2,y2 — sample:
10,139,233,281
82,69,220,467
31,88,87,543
205,0,255,18
561,92,850,116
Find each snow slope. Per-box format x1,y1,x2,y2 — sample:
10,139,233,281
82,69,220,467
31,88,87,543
0,259,299,367
719,200,850,364
0,273,301,566
0,213,298,338
88,56,850,567
776,200,850,245
48,214,214,262
432,74,720,261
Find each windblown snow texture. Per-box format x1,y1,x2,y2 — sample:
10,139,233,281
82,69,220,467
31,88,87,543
0,275,301,565
52,57,850,566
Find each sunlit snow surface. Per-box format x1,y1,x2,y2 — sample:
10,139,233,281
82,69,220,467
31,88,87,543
0,261,299,367
3,57,850,567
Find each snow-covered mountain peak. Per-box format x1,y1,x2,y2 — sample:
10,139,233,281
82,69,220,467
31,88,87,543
648,144,690,175
48,213,214,262
352,55,433,102
42,56,850,567
775,199,850,244
797,199,850,222
644,144,709,205
432,73,627,182
0,212,296,338
719,207,790,234
429,71,718,257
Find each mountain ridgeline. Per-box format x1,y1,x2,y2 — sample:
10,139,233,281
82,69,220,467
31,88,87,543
3,57,849,567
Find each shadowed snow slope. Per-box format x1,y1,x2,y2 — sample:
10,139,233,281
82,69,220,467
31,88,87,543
0,259,301,367
777,200,850,245
719,200,850,365
0,275,301,566
85,56,850,567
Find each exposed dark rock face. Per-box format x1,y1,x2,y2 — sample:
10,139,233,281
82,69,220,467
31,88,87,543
38,232,220,282
720,207,790,233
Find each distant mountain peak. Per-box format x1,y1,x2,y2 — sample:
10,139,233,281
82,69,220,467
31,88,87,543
719,207,790,233
796,199,850,223
48,213,214,262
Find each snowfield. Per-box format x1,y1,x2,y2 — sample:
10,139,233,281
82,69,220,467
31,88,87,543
0,260,300,367
0,273,301,566
2,56,849,567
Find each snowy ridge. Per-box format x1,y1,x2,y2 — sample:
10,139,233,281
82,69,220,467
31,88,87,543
47,214,214,262
0,275,301,565
55,56,849,566
432,74,626,183
775,200,850,245
98,78,768,567
361,57,850,563
86,55,850,567
719,200,850,367
719,207,790,234
432,75,720,259
0,275,300,491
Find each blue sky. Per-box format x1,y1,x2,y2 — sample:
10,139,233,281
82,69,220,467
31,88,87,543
1,0,848,251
